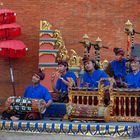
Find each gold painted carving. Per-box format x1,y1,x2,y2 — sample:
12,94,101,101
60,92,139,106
40,20,53,37
53,30,82,68
68,49,82,68
100,60,109,70
53,30,69,61
40,20,52,30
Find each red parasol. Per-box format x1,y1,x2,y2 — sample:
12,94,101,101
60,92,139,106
0,23,21,39
0,9,16,24
0,40,27,96
0,6,27,96
0,40,26,58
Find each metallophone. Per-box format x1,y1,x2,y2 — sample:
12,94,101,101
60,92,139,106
66,78,140,122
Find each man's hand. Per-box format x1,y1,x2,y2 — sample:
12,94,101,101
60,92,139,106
51,72,62,82
123,82,128,88
40,100,53,113
40,102,47,113
40,102,47,109
56,72,61,79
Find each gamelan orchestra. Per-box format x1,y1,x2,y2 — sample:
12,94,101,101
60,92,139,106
1,20,140,123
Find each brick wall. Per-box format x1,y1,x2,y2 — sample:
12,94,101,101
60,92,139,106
0,0,140,104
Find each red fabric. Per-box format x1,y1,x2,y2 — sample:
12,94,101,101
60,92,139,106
0,23,21,39
0,40,26,58
0,9,16,24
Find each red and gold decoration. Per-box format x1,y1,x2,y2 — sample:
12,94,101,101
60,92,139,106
66,78,140,122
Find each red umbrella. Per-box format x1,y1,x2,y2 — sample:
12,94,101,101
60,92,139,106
0,23,21,39
0,7,26,96
0,40,26,58
0,9,16,24
0,40,27,96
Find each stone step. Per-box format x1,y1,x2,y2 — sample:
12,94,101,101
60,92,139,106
40,29,55,33
39,49,59,53
39,63,58,68
40,38,57,42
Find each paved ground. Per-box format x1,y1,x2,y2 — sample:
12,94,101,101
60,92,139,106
0,131,140,140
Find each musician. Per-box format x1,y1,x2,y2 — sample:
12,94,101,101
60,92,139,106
51,60,77,102
23,69,52,107
80,57,109,88
106,48,127,88
125,56,140,88
3,69,52,120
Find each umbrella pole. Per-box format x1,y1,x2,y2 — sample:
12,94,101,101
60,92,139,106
9,57,16,96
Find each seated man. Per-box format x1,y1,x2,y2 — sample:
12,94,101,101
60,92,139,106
80,57,109,88
106,48,127,88
125,56,140,88
2,69,52,120
51,60,77,102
